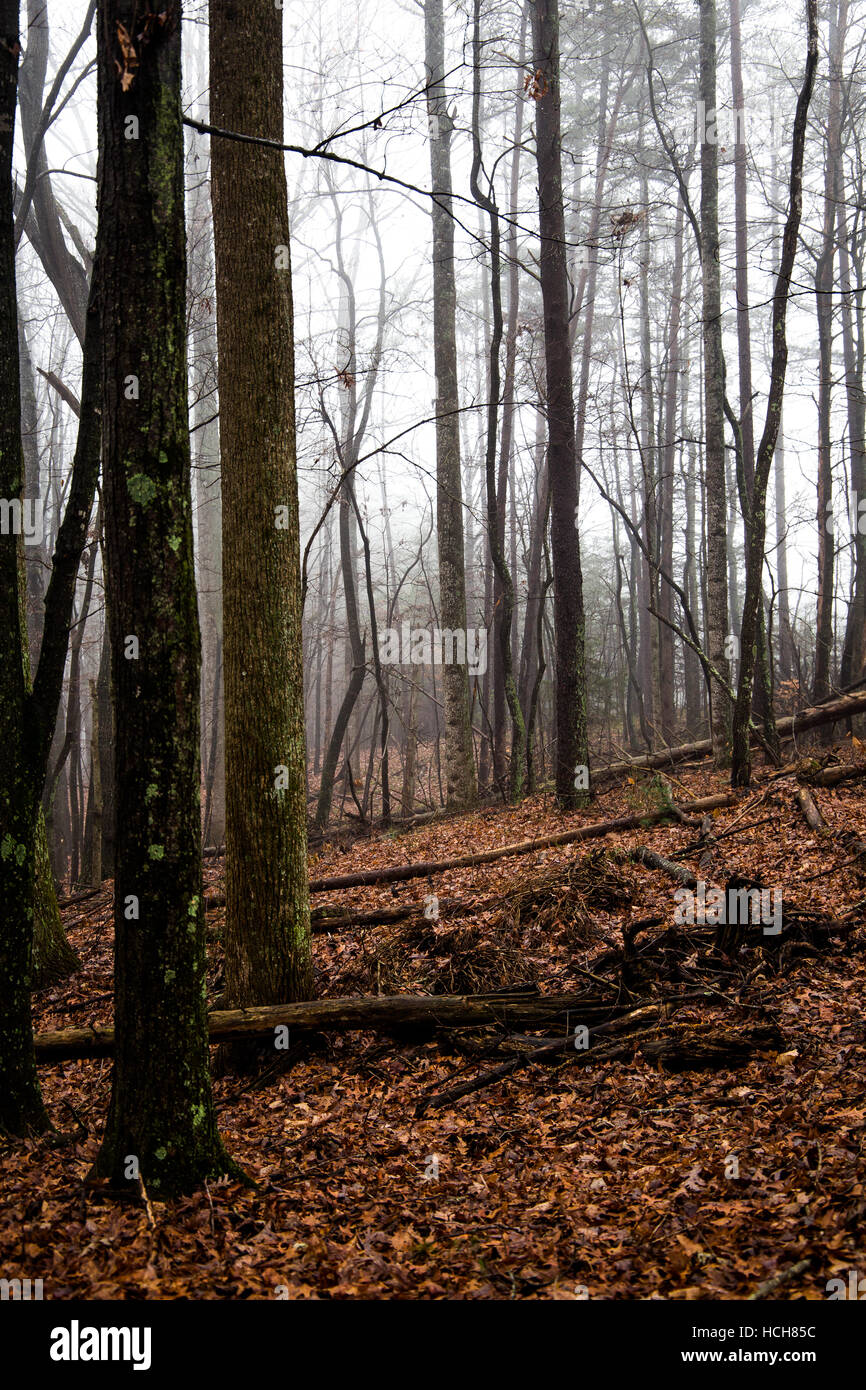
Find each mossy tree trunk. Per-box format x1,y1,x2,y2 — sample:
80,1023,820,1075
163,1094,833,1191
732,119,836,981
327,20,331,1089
210,0,313,1012
18,531,79,987
94,0,237,1193
32,810,79,986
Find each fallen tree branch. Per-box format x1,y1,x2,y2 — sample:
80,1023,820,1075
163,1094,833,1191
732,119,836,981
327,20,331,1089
798,759,866,788
629,847,698,888
591,691,866,785
57,886,103,909
33,990,634,1062
795,785,866,871
747,1258,812,1301
795,786,827,836
307,793,736,892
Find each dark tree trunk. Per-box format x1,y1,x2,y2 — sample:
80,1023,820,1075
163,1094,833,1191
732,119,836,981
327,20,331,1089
531,0,589,808
469,0,525,802
699,0,732,764
94,0,236,1193
96,616,116,875
0,0,46,1134
813,0,845,704
659,199,684,741
730,0,818,784
836,15,865,685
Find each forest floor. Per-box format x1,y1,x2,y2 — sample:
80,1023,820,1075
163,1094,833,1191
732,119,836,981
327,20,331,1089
3,754,866,1299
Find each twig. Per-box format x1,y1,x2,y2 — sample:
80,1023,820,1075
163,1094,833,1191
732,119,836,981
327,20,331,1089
747,1258,812,1301
137,1175,156,1229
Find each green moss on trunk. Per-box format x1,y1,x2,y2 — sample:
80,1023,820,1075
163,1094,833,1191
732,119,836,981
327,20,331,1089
211,0,313,1015
94,0,239,1194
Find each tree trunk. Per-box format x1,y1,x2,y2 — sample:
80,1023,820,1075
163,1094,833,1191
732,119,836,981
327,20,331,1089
32,806,79,987
836,59,866,686
729,0,818,783
469,0,525,802
773,410,794,682
35,991,659,1061
659,197,684,742
188,97,225,850
96,617,116,875
0,0,49,1135
210,0,312,1009
531,0,589,808
424,0,476,811
699,0,731,764
813,0,845,704
82,679,102,890
95,0,236,1193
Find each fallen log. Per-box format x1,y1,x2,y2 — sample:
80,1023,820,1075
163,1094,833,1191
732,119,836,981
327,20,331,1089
309,898,474,932
795,785,866,870
205,896,479,931
795,786,827,836
56,887,104,910
307,792,736,892
591,690,866,785
32,990,632,1062
629,846,698,888
798,759,866,788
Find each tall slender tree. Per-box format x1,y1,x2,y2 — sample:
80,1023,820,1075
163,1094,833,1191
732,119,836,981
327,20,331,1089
210,0,312,1009
730,0,818,784
1,0,102,1132
0,0,47,1135
699,0,732,764
813,0,845,704
424,0,477,811
531,0,589,807
469,0,524,802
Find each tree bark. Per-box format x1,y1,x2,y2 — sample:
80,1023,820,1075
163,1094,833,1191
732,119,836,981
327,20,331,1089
699,0,732,764
0,0,50,1135
531,0,589,808
836,47,866,687
730,0,818,784
95,0,237,1193
34,992,685,1061
813,0,845,704
211,0,313,1007
469,0,525,802
424,0,476,811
